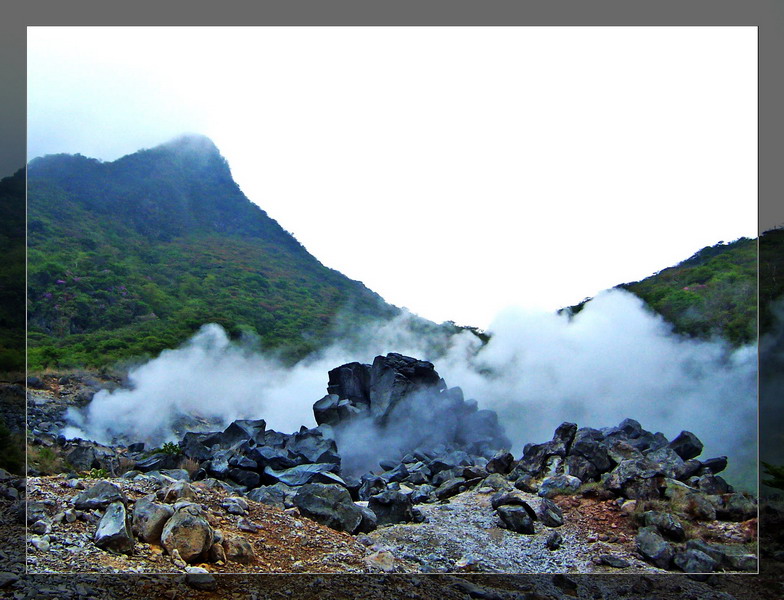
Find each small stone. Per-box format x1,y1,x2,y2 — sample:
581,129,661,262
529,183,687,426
364,550,395,572
599,554,630,568
185,571,217,592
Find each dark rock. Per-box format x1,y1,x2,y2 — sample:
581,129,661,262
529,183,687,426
263,463,342,487
496,504,535,534
221,419,266,448
247,485,289,510
645,446,687,480
369,353,442,424
674,549,718,573
545,530,563,550
368,490,415,525
185,572,217,591
514,474,538,493
604,458,664,496
538,498,564,527
643,511,686,542
285,429,341,466
293,483,364,533
229,468,260,488
229,455,257,470
73,481,127,510
314,394,358,426
64,445,99,472
696,474,732,495
131,496,174,543
135,453,180,473
327,361,372,402
635,526,674,569
669,431,704,460
599,554,630,568
490,492,536,517
429,450,473,475
410,484,435,504
380,463,409,483
94,501,134,554
716,492,756,522
435,477,466,500
432,467,460,487
564,455,600,482
356,505,378,533
247,446,297,471
358,474,387,501
179,433,212,462
486,451,514,475
701,456,728,475
127,442,145,453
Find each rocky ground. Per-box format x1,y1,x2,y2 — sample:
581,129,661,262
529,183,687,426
5,356,782,598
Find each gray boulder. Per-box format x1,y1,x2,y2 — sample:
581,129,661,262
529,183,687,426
497,504,536,534
368,490,415,525
73,481,127,510
635,526,674,569
160,503,214,563
674,548,718,573
668,431,704,460
94,501,134,554
538,474,581,498
131,496,174,544
643,511,685,542
293,483,364,533
263,463,343,487
537,498,564,527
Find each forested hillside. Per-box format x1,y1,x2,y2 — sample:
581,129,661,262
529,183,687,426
565,236,760,346
27,135,398,369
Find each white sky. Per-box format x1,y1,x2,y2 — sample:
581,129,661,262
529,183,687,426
28,27,758,329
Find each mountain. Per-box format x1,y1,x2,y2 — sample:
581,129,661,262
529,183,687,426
563,236,759,346
27,135,401,369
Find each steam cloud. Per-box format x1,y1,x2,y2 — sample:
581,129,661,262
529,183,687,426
64,289,757,489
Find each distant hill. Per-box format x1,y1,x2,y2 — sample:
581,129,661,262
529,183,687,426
27,135,401,369
563,236,759,345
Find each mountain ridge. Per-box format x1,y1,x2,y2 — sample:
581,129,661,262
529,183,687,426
27,135,402,369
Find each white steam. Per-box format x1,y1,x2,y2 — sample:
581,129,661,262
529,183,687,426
63,289,756,488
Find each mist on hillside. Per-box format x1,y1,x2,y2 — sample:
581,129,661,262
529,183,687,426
63,288,757,489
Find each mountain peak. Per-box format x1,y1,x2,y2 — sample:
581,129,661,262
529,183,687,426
156,133,221,157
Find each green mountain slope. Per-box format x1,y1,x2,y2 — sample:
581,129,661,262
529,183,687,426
564,237,758,345
27,135,399,369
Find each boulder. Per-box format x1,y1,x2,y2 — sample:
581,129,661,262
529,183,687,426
292,483,364,533
485,451,514,475
537,498,564,527
643,511,686,542
94,501,134,554
496,504,535,534
668,431,704,461
435,477,467,500
701,456,728,475
221,533,256,564
717,492,756,522
161,503,214,563
263,463,343,487
368,490,415,525
635,526,674,569
247,485,290,510
538,474,581,498
132,496,174,543
135,453,180,473
358,474,387,501
247,446,298,471
674,549,718,573
73,481,127,510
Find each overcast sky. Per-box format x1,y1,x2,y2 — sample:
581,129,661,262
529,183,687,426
28,26,757,329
